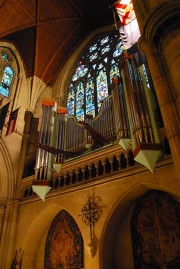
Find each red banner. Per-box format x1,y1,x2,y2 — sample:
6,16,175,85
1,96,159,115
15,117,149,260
6,108,19,136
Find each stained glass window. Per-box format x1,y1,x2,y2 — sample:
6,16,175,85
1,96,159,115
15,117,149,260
67,33,123,121
86,79,95,117
0,49,15,98
76,82,84,121
0,66,14,97
97,69,108,110
67,85,75,115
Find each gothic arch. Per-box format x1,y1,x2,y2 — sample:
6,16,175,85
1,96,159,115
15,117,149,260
100,184,180,269
20,204,84,269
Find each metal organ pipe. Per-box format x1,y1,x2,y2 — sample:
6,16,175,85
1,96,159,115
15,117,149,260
124,57,154,145
112,75,130,139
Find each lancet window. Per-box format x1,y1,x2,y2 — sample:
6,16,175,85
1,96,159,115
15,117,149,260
0,50,15,98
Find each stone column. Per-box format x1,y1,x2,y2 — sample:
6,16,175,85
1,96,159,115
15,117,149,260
139,39,180,178
0,204,5,243
133,0,180,178
4,200,19,269
0,202,13,269
16,110,34,197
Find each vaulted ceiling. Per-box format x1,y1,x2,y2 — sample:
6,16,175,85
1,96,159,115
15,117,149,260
0,0,115,86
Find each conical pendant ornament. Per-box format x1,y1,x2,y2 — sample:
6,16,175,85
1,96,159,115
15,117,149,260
134,143,162,173
118,138,130,150
32,180,51,201
53,163,62,173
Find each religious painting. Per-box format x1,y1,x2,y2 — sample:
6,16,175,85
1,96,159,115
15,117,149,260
131,190,180,269
44,209,84,269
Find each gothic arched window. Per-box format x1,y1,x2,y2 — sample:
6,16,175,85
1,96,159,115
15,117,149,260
67,33,123,121
0,51,15,98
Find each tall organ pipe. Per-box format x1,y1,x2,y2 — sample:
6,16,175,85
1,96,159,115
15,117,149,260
124,57,154,145
112,75,130,139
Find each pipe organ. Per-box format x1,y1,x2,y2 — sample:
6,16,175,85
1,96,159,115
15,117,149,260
34,54,162,184
122,56,162,172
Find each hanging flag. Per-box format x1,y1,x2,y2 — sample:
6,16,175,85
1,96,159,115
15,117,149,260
114,0,135,26
0,102,10,133
6,107,19,136
114,0,141,52
119,18,141,50
57,106,68,114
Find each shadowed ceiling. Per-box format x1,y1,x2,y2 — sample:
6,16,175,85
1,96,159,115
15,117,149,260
0,0,115,86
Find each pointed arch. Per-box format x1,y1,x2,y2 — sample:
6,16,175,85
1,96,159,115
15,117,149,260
100,184,180,269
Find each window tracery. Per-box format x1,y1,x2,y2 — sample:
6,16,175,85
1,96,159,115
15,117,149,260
67,33,123,121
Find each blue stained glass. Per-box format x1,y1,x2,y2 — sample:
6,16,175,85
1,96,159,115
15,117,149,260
77,65,88,78
67,86,75,115
86,79,95,117
101,45,110,55
97,63,104,70
1,52,10,61
76,82,84,120
72,64,88,81
100,36,109,45
89,52,98,61
97,70,108,110
0,66,14,97
110,64,119,82
72,73,78,81
142,64,150,89
113,42,123,57
0,85,9,97
89,44,97,52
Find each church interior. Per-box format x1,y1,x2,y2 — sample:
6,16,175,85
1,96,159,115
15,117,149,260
0,0,180,268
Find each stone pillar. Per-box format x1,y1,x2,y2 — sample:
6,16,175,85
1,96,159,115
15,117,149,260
0,201,13,269
4,200,19,269
0,204,5,243
139,40,180,178
133,0,180,178
16,110,34,197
